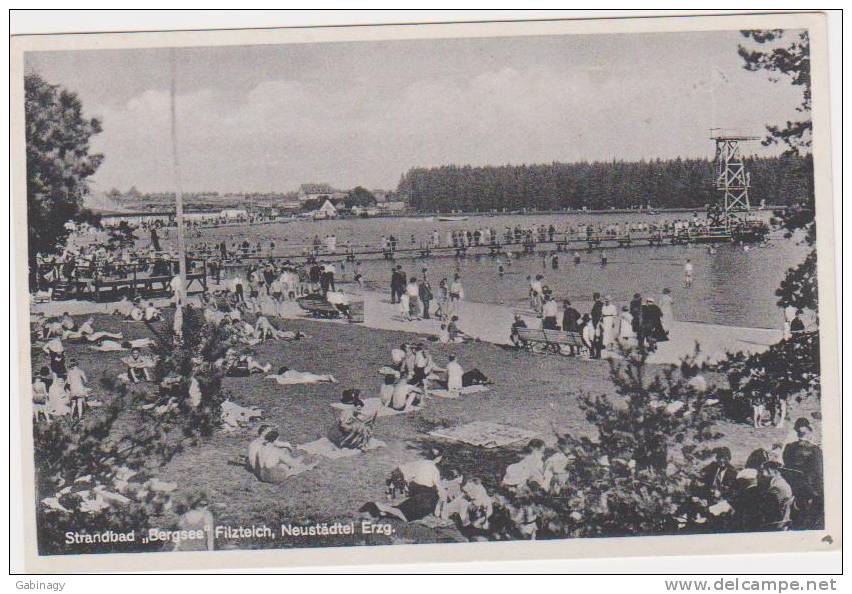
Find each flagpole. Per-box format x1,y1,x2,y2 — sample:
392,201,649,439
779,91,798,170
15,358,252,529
169,48,187,337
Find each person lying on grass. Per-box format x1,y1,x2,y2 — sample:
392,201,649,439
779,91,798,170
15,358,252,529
91,338,155,352
63,317,123,342
253,315,306,342
266,366,337,385
113,297,145,321
216,348,272,377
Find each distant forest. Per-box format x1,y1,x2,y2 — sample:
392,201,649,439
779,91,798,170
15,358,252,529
397,155,812,212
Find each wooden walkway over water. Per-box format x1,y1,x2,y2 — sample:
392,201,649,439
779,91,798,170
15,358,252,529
210,224,766,267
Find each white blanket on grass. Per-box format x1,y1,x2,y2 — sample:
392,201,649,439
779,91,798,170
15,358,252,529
429,421,538,449
429,385,490,399
330,397,422,418
298,437,387,459
266,373,336,385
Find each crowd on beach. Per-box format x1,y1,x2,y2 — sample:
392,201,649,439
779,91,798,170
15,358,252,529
28,212,820,544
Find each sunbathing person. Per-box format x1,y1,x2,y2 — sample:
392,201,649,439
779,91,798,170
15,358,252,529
232,320,262,345
247,425,274,475
389,377,422,411
390,343,407,375
411,344,441,397
379,450,447,521
218,349,271,377
91,338,155,352
64,317,123,342
114,297,145,321
112,296,135,318
253,316,306,342
379,374,397,407
436,475,494,530
267,366,337,385
447,316,474,343
122,347,155,383
144,302,162,321
60,312,77,331
460,477,494,529
255,429,316,483
502,439,547,493
331,398,378,450
41,317,64,340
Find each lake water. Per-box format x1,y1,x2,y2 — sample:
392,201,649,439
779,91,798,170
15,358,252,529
152,212,809,330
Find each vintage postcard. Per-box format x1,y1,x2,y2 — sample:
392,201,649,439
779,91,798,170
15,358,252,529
10,12,840,572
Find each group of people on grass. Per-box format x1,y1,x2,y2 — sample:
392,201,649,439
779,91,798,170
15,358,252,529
479,418,824,538
31,311,162,420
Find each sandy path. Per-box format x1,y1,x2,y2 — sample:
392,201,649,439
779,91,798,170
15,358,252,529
32,285,781,366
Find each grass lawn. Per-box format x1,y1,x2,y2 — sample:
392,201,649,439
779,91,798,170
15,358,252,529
31,310,821,550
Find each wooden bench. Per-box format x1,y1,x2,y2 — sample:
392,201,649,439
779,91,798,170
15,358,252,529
297,295,364,323
515,327,586,355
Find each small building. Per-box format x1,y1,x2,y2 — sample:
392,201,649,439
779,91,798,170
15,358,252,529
298,183,335,203
375,200,408,213
220,208,248,220
313,199,338,220
279,200,302,212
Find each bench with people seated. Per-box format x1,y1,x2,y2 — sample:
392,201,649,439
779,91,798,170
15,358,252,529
515,327,586,355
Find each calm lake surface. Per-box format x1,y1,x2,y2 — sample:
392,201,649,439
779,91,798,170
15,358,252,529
157,212,809,330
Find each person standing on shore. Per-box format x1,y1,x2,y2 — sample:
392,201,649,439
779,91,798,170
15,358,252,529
618,305,635,344
419,277,433,320
449,274,464,315
641,298,666,350
391,265,406,304
684,258,694,287
600,296,618,349
630,292,643,345
406,276,421,319
542,293,559,330
561,300,581,332
659,288,674,332
590,293,604,358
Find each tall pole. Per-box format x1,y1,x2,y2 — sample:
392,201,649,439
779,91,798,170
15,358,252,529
169,48,187,335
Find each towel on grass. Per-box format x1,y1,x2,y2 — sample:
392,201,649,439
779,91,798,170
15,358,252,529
266,372,337,385
330,397,422,418
298,437,386,459
221,400,262,431
429,385,490,399
429,421,538,449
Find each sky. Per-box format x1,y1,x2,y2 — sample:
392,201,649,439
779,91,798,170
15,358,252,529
25,29,807,194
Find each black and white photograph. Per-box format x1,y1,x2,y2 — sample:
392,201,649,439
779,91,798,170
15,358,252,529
10,12,840,573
